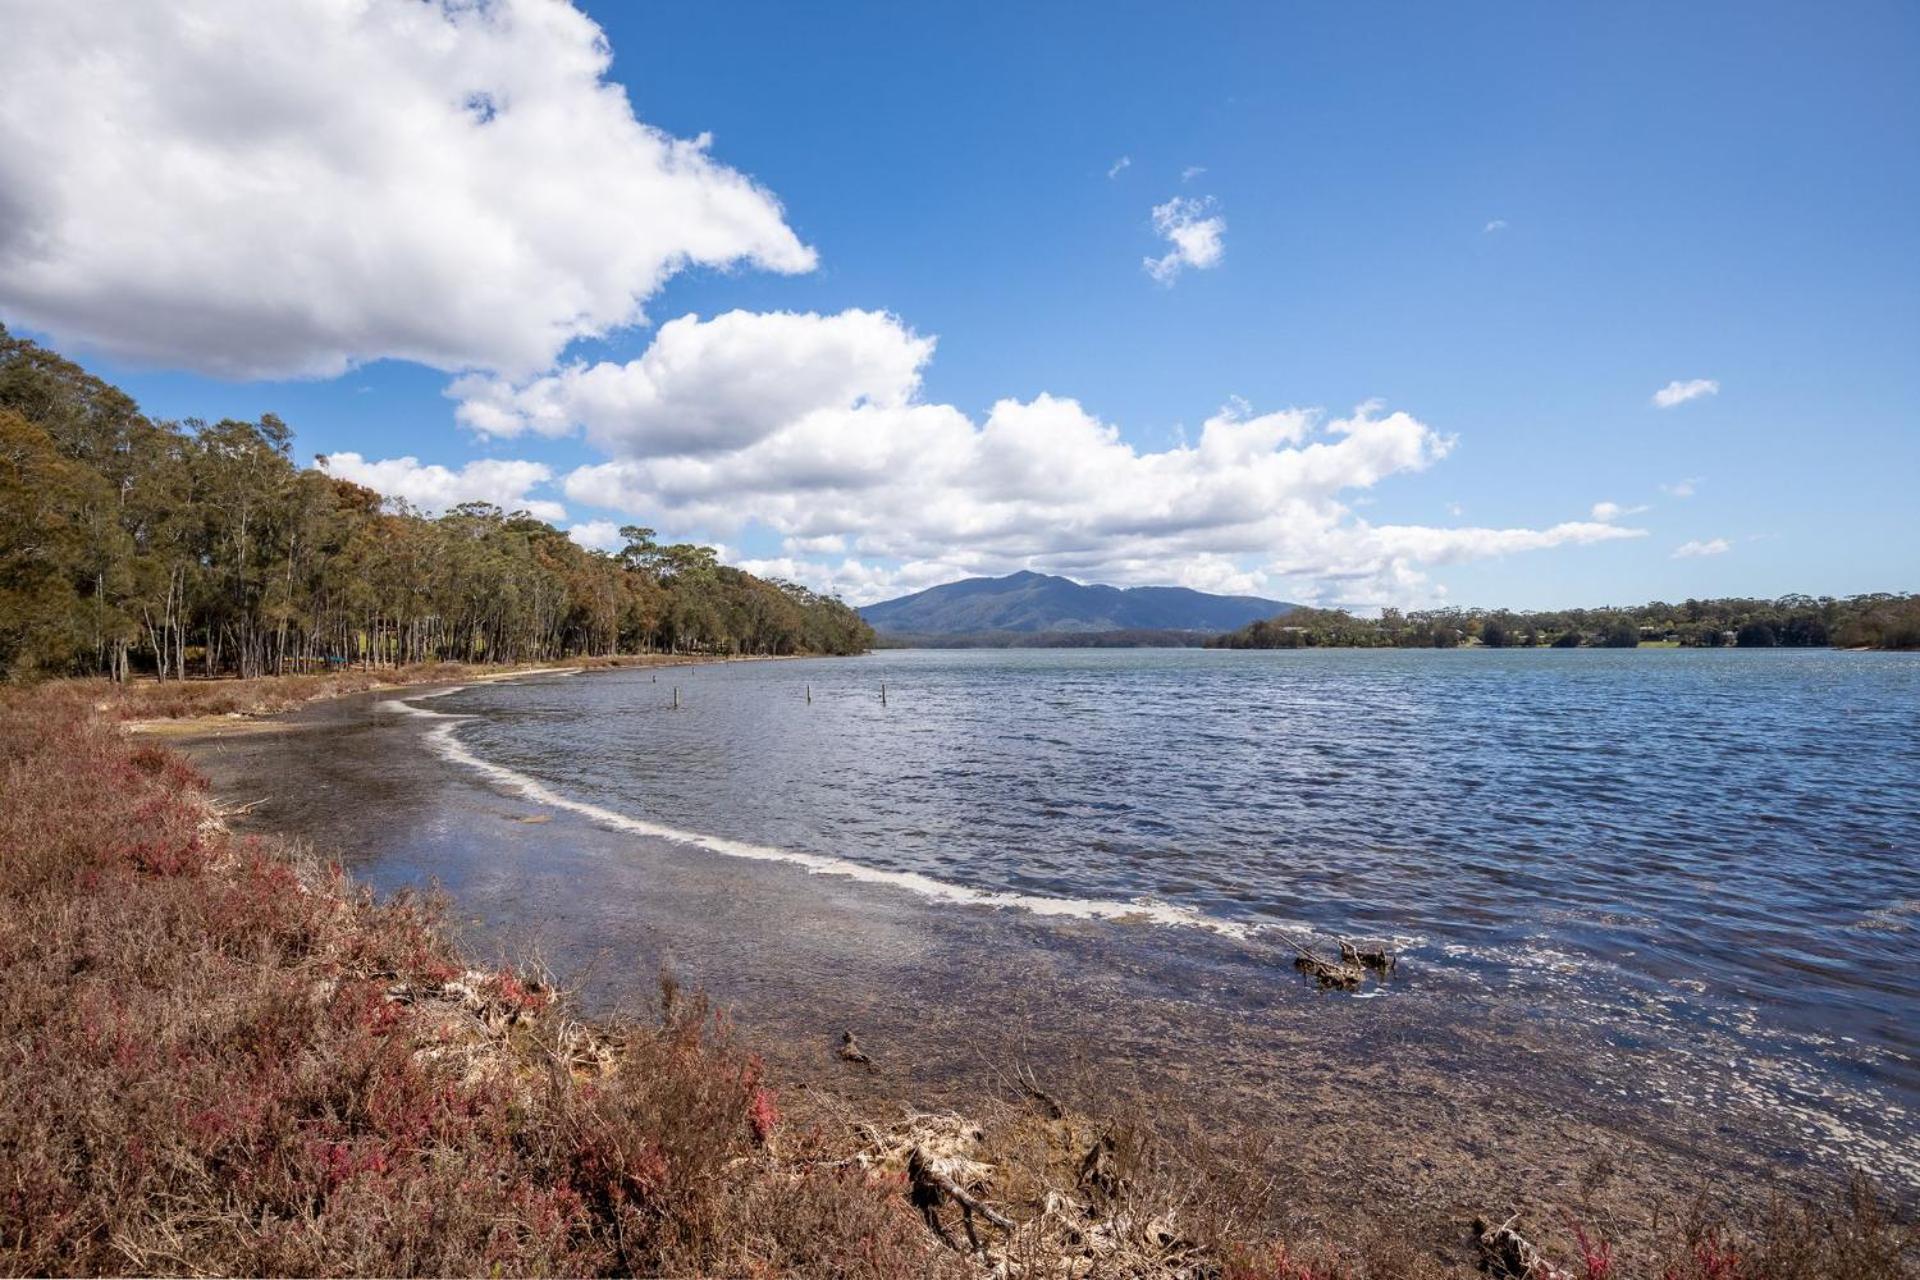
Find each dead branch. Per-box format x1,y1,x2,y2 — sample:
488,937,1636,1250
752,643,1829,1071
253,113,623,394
1472,1211,1551,1278
1015,1063,1066,1119
909,1145,1016,1245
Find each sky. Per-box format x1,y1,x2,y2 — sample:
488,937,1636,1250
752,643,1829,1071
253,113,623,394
0,0,1914,610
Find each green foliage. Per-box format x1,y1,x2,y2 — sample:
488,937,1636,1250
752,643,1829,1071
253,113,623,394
1211,593,1920,651
0,328,871,681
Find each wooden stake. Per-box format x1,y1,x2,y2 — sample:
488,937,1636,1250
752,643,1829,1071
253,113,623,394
881,681,887,707
672,685,678,709
806,683,812,704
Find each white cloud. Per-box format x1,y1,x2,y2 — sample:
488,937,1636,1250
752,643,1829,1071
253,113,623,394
1591,500,1649,522
1181,165,1208,183
1672,537,1732,559
0,0,813,379
316,452,564,522
1107,155,1132,179
567,520,625,552
1660,477,1700,498
452,309,1643,607
453,309,931,447
1653,378,1720,408
1483,219,1509,233
1445,502,1465,517
1143,197,1226,284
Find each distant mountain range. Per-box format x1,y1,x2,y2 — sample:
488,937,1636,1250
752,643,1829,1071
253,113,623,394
859,571,1294,638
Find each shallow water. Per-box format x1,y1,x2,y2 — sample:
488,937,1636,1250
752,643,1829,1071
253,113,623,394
208,644,1907,1189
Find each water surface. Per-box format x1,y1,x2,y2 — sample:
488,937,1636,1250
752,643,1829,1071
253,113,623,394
412,648,1919,1180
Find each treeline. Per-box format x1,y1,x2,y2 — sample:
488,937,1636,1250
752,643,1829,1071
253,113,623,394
1211,596,1920,651
0,327,871,681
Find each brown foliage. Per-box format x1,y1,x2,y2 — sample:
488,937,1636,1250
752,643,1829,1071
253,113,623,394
0,686,942,1276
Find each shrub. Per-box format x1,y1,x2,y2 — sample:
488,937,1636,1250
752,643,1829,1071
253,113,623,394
0,686,945,1277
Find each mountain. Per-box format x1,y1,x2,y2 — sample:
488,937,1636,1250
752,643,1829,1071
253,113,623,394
859,571,1295,637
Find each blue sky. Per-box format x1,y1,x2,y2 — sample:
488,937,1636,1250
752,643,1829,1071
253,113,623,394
3,1,1915,608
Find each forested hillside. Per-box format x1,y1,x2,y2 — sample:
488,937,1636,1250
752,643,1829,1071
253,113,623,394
0,328,871,681
860,570,1293,634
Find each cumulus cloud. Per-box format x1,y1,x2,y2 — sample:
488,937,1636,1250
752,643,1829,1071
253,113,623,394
1653,378,1720,408
316,452,564,522
1143,197,1226,283
449,309,1642,606
1483,219,1509,233
453,309,932,448
0,0,813,378
1591,500,1649,522
1107,155,1132,179
1672,537,1732,558
1660,477,1700,498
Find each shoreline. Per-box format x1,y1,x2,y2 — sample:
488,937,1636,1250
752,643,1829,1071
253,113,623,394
6,675,1910,1274
106,651,804,737
166,667,1919,1267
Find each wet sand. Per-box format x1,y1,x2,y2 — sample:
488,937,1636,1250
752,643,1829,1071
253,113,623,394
176,673,1870,1251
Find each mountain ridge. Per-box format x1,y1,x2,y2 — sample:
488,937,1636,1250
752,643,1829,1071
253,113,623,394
859,570,1295,636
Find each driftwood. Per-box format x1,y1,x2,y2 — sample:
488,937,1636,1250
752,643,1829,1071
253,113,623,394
1472,1212,1550,1278
909,1146,1015,1251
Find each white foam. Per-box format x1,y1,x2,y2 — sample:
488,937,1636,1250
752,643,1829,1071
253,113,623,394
398,696,1270,941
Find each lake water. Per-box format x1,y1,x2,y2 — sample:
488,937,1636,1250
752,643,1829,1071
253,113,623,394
411,647,1920,1180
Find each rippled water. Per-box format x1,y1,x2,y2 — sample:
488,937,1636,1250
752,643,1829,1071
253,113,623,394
428,647,1920,1149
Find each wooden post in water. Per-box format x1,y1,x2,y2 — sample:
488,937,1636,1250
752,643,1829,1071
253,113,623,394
806,683,812,704
672,685,679,709
881,681,887,707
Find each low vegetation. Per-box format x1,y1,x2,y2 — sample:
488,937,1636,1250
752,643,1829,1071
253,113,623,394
3,681,1913,1276
1210,596,1920,651
0,684,939,1275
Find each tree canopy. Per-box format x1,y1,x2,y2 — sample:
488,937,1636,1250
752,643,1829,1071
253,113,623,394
0,327,871,681
1209,595,1920,651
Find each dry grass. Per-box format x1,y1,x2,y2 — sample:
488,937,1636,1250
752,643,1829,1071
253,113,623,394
73,653,703,723
1,683,1913,1277
0,685,947,1277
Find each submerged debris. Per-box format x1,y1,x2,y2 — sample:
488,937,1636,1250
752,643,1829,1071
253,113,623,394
1285,933,1397,989
838,1027,875,1067
1293,952,1366,989
1339,937,1398,974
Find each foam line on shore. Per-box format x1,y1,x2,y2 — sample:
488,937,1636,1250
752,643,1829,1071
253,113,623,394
387,696,1270,941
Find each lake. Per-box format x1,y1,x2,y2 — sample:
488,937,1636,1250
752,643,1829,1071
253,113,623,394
214,646,1920,1189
